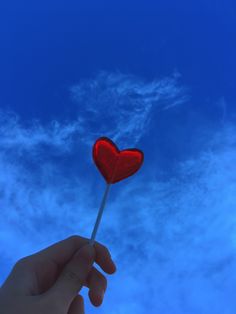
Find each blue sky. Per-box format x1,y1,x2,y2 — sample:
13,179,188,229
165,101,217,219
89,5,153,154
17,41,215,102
0,1,236,313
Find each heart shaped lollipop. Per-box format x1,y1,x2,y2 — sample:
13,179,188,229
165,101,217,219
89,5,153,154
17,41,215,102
89,136,144,245
93,137,144,184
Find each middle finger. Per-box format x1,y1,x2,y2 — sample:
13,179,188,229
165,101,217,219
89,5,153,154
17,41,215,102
84,266,107,307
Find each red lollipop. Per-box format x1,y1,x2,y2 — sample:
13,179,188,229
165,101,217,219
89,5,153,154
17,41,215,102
93,137,144,184
89,137,144,245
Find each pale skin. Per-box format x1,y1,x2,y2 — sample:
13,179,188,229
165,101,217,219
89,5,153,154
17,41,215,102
0,235,117,314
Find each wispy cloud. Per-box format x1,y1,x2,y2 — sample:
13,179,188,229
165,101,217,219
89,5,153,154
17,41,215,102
0,109,83,156
70,71,188,147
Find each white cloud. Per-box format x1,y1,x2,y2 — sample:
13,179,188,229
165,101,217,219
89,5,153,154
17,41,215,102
70,71,188,147
0,109,83,156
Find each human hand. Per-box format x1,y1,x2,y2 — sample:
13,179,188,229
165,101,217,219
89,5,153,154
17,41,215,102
0,235,117,314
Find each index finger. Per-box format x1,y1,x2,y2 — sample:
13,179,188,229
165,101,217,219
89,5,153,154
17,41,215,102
32,235,116,274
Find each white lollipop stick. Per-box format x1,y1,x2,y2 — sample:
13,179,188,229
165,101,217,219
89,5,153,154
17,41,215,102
89,182,112,246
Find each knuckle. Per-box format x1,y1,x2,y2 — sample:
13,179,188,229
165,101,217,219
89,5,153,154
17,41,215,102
14,257,29,268
67,234,86,244
67,235,80,242
100,244,111,258
101,274,107,290
95,269,107,289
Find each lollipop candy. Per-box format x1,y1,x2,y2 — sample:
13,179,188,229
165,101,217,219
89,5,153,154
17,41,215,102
89,137,144,245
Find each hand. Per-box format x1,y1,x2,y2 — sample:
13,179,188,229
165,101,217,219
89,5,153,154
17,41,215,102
0,235,117,314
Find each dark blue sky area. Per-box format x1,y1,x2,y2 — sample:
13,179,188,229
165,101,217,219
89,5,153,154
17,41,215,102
1,2,236,313
0,0,235,122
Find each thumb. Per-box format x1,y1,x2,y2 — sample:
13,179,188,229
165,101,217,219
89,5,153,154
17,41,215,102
46,243,95,309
